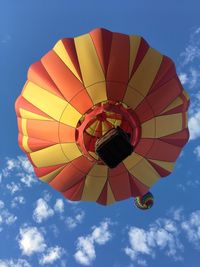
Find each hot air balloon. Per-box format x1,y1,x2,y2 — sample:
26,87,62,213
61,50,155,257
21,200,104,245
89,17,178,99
15,28,189,209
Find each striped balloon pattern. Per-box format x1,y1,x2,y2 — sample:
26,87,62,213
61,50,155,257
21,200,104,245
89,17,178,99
134,192,154,210
15,28,189,205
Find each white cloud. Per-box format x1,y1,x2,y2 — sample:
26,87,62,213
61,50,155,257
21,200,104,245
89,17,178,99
39,246,65,265
0,207,17,226
180,26,200,66
54,199,64,213
66,210,85,230
0,259,30,267
125,216,184,265
11,196,26,208
181,210,200,249
33,198,54,223
6,182,21,194
188,109,200,140
0,156,37,188
178,73,189,85
194,145,200,160
18,226,46,256
20,174,36,187
125,209,200,265
0,200,5,209
74,220,112,266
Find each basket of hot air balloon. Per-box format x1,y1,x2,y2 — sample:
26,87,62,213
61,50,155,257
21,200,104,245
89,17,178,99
15,28,189,209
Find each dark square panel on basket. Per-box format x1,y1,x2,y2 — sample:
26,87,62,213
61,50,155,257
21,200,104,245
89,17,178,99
95,127,134,168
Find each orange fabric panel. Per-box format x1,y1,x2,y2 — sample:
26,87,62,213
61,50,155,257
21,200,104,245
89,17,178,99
59,124,76,143
90,28,113,75
41,51,85,102
26,120,60,143
28,61,65,99
49,156,94,192
70,89,93,114
62,38,83,80
27,137,56,152
108,163,131,200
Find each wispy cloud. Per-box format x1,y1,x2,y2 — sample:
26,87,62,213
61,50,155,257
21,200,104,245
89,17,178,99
39,246,65,265
65,210,85,230
0,258,31,267
124,209,200,265
0,200,17,230
74,220,112,266
194,145,200,160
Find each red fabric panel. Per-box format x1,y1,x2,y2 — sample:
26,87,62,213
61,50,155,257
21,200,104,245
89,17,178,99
49,156,94,192
129,37,149,78
28,61,65,99
146,139,181,162
108,163,131,201
160,128,189,147
97,182,108,205
148,160,171,177
148,56,176,94
63,179,85,201
34,163,66,177
129,174,149,197
90,28,113,75
62,38,83,80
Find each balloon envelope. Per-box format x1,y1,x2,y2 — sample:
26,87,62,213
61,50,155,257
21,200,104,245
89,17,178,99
15,28,189,205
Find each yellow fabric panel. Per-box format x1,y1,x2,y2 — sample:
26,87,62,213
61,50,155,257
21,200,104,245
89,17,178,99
53,40,82,82
128,158,160,187
185,112,188,125
141,118,156,138
19,108,52,121
107,183,116,205
148,159,175,172
60,104,82,127
123,153,143,170
129,36,141,78
74,34,105,87
102,122,110,134
30,144,68,168
86,82,107,105
123,86,145,110
107,118,121,127
21,118,28,136
128,48,163,97
86,121,99,135
22,82,67,122
39,166,66,183
81,164,108,201
22,136,32,153
155,113,183,137
21,118,32,152
61,143,82,161
88,151,99,160
160,96,183,114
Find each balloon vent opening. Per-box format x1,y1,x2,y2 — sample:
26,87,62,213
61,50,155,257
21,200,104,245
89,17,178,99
95,126,134,168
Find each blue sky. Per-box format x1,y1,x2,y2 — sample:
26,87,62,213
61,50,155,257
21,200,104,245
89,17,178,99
1,1,200,266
